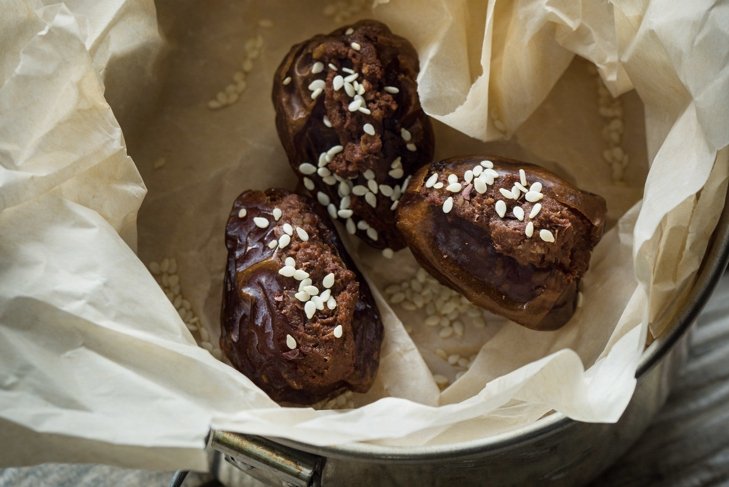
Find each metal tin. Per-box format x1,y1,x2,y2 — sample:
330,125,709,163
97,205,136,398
208,190,729,486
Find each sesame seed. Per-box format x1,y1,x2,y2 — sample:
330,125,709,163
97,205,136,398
529,203,541,219
279,266,296,277
446,174,457,184
390,200,399,210
366,226,378,240
313,295,325,311
295,291,310,302
272,208,282,221
346,218,356,234
357,220,369,230
519,169,527,186
308,79,325,92
323,115,332,127
433,182,444,189
298,278,311,290
344,82,355,97
384,86,399,94
328,63,338,71
333,324,343,338
495,200,507,217
322,176,337,185
484,168,499,179
348,98,363,111
513,206,524,221
525,191,544,202
364,123,375,135
283,76,292,85
400,128,412,141
342,67,354,74
317,192,330,206
310,88,323,99
367,180,379,194
473,165,483,176
323,273,335,288
253,217,269,228
268,240,278,249
539,229,555,242
304,285,319,295
425,173,438,188
363,169,376,180
238,208,247,218
293,269,309,280
286,334,297,349
303,177,315,191
352,185,368,196
320,289,331,301
530,182,543,193
515,182,528,193
442,197,454,213
577,292,584,308
318,152,328,167
327,296,337,309
340,196,351,208
333,75,345,91
344,72,359,83
335,208,351,218
338,181,351,197
439,327,454,338
525,221,534,238
358,106,371,115
406,143,417,152
511,185,521,199
379,184,393,197
312,62,324,74
285,257,296,267
327,203,338,219
382,248,394,259
480,160,494,168
295,227,309,241
351,42,361,51
345,27,354,35
499,188,514,199
278,234,291,248
474,179,487,194
365,192,377,208
446,183,462,193
464,170,474,183
304,301,316,319
299,163,317,175
389,167,404,179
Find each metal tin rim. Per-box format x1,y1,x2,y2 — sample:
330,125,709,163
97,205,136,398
276,192,729,462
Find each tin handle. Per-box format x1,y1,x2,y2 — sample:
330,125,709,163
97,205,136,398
208,430,326,487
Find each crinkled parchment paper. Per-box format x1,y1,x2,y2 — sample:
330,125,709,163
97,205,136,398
1,0,727,471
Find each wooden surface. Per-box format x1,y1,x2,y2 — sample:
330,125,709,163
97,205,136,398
2,274,728,487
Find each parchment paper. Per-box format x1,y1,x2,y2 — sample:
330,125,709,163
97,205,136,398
1,0,728,471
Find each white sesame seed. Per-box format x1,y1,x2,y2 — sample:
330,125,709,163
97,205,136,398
484,168,499,179
530,182,543,193
439,326,454,338
254,217,269,228
577,292,584,308
389,167,404,179
525,191,544,202
348,98,363,111
299,163,317,175
446,183,462,193
318,152,328,167
513,206,525,221
390,200,399,210
352,185,368,196
327,203,338,219
317,192,330,206
382,248,394,259
333,324,343,338
379,184,393,197
337,209,352,218
400,128,412,141
338,181,351,197
446,174,457,184
529,203,542,219
323,273,335,288
310,88,323,99
303,177,315,191
499,188,514,199
320,289,331,301
268,240,278,249
539,229,555,242
295,291,310,302
464,170,474,183
304,285,319,295
286,334,297,349
285,257,296,267
295,227,309,241
357,220,369,230
346,218,356,234
340,196,351,209
481,160,494,168
358,106,371,115
351,42,361,51
312,62,324,74
344,82,355,97
474,178,487,194
279,266,296,277
328,63,338,71
511,185,521,199
384,86,399,94
365,192,377,208
323,115,332,128
442,197,454,214
327,297,337,309
519,169,527,186
425,173,438,188
363,124,376,136
272,208,282,221
367,179,379,193
298,278,311,290
332,75,345,91
238,208,247,218
363,169,376,180
473,165,483,176
313,295,326,311
304,301,316,319
515,182,528,193
308,79,325,91
327,145,343,159
342,67,354,74
278,234,291,248
366,226,378,240
344,72,359,83
406,143,417,152
495,200,507,218
283,76,292,85
323,176,337,186
525,221,534,238
433,182,444,189
293,269,309,280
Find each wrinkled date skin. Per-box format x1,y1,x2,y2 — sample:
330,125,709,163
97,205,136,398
272,20,434,250
396,156,607,331
220,189,383,405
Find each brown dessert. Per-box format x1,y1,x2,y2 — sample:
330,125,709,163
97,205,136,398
396,156,607,330
220,189,383,404
272,20,434,253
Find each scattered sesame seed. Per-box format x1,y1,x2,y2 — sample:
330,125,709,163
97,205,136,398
299,163,317,175
400,128,412,141
367,179,379,193
358,106,371,115
425,173,438,188
253,217,269,228
495,200,507,218
365,192,377,208
310,88,323,99
363,169,376,180
308,79,325,92
513,206,524,221
344,72,359,83
333,75,344,91
519,169,527,186
323,115,332,127
298,278,311,290
350,42,361,51
318,152,328,167
344,82,355,97
312,62,324,74
323,176,337,186
577,291,584,308
511,186,521,199
363,123,375,136
390,200,399,210
286,334,297,349
382,248,394,259
499,188,514,200
525,191,544,202
406,143,417,152
317,192,330,206
379,185,393,197
442,196,454,213
327,296,337,309
347,98,363,112
279,266,296,277
285,257,296,267
338,181,351,196
447,174,457,184
293,269,310,280
446,183,462,193
389,167,404,179
358,219,369,230
539,229,555,242
304,301,316,319
345,218,356,234
327,203,338,219
515,182,528,193
529,203,542,219
366,226,378,240
268,240,278,249
304,285,320,295
283,76,292,85
352,185,368,196
272,208,282,221
530,182,543,193
323,273,335,288
474,179,487,194
340,196,351,208
320,289,331,301
296,227,309,241
278,234,291,248
439,327,454,338
525,221,534,238
328,63,338,71
345,28,354,35
238,208,247,218
481,160,494,168
433,182,444,189
342,67,354,74
303,177,315,191
295,291,310,302
384,86,399,94
333,324,343,338
464,170,474,183
473,165,483,176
